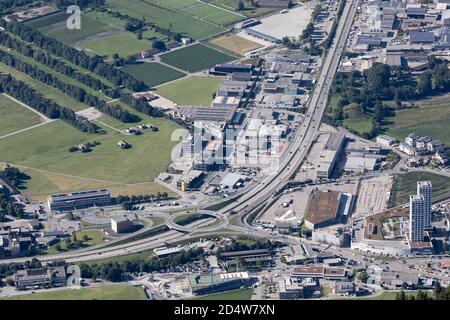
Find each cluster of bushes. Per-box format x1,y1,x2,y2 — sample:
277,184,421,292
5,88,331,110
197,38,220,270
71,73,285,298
78,248,204,282
115,193,169,210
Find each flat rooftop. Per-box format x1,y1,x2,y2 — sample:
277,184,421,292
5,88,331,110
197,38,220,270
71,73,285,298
305,191,342,225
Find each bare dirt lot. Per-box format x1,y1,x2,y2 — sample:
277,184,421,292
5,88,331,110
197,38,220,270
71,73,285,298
209,34,263,55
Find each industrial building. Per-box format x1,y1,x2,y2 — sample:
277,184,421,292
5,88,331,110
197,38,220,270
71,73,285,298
316,133,346,179
304,191,353,230
14,267,66,290
189,272,257,296
47,189,112,212
111,216,134,234
291,266,347,280
219,248,272,268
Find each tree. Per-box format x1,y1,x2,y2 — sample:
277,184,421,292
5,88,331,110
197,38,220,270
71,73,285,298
82,234,89,242
396,289,406,300
237,0,245,11
416,72,432,96
136,30,143,40
357,270,369,283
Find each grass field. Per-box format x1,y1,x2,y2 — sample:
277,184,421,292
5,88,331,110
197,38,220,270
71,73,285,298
43,230,106,254
0,118,180,184
156,76,223,105
144,0,244,25
81,249,156,266
10,166,175,202
0,62,87,112
4,284,147,300
160,44,235,72
342,103,374,135
122,62,186,88
384,98,450,145
209,34,263,56
85,32,153,58
193,288,254,300
388,172,450,207
106,0,225,40
0,94,43,137
39,13,117,45
24,11,70,29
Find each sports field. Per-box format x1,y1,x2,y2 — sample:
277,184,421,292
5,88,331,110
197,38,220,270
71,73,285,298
384,97,450,145
388,172,450,207
0,117,180,184
84,32,154,58
3,284,147,300
106,0,225,40
156,76,223,105
0,94,43,137
122,62,186,88
145,0,245,26
160,44,235,73
210,34,263,56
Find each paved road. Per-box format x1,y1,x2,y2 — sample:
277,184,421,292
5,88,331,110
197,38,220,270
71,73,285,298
218,0,359,221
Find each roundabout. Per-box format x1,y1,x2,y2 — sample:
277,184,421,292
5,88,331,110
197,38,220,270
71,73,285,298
166,210,227,232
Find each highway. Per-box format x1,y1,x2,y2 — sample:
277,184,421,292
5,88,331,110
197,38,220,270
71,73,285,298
217,0,359,220
0,0,359,265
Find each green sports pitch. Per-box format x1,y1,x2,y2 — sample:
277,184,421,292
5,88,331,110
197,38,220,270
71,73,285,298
160,44,236,73
122,62,186,88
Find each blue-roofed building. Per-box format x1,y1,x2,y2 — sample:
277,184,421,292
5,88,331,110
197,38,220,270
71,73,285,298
410,31,434,44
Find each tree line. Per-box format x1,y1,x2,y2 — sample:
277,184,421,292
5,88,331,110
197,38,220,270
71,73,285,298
0,30,119,97
322,0,346,49
95,7,183,43
53,0,105,9
0,19,146,92
78,248,205,282
396,285,450,300
0,48,139,123
0,74,99,133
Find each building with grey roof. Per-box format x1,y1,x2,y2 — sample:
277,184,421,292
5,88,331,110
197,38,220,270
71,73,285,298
410,31,434,44
47,189,111,212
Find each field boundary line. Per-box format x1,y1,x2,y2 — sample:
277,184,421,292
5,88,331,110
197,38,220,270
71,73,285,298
196,0,247,18
0,162,146,186
0,120,57,140
2,93,52,121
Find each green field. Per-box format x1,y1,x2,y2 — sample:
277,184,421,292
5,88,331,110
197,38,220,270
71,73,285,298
12,165,174,202
0,63,87,111
388,172,450,207
384,98,450,145
156,76,223,105
160,44,235,72
193,288,254,300
0,118,180,184
3,284,147,300
144,0,244,26
25,11,70,29
39,13,117,45
122,62,186,88
80,249,156,266
0,94,43,137
85,32,153,58
43,230,107,254
106,0,225,40
342,103,374,135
